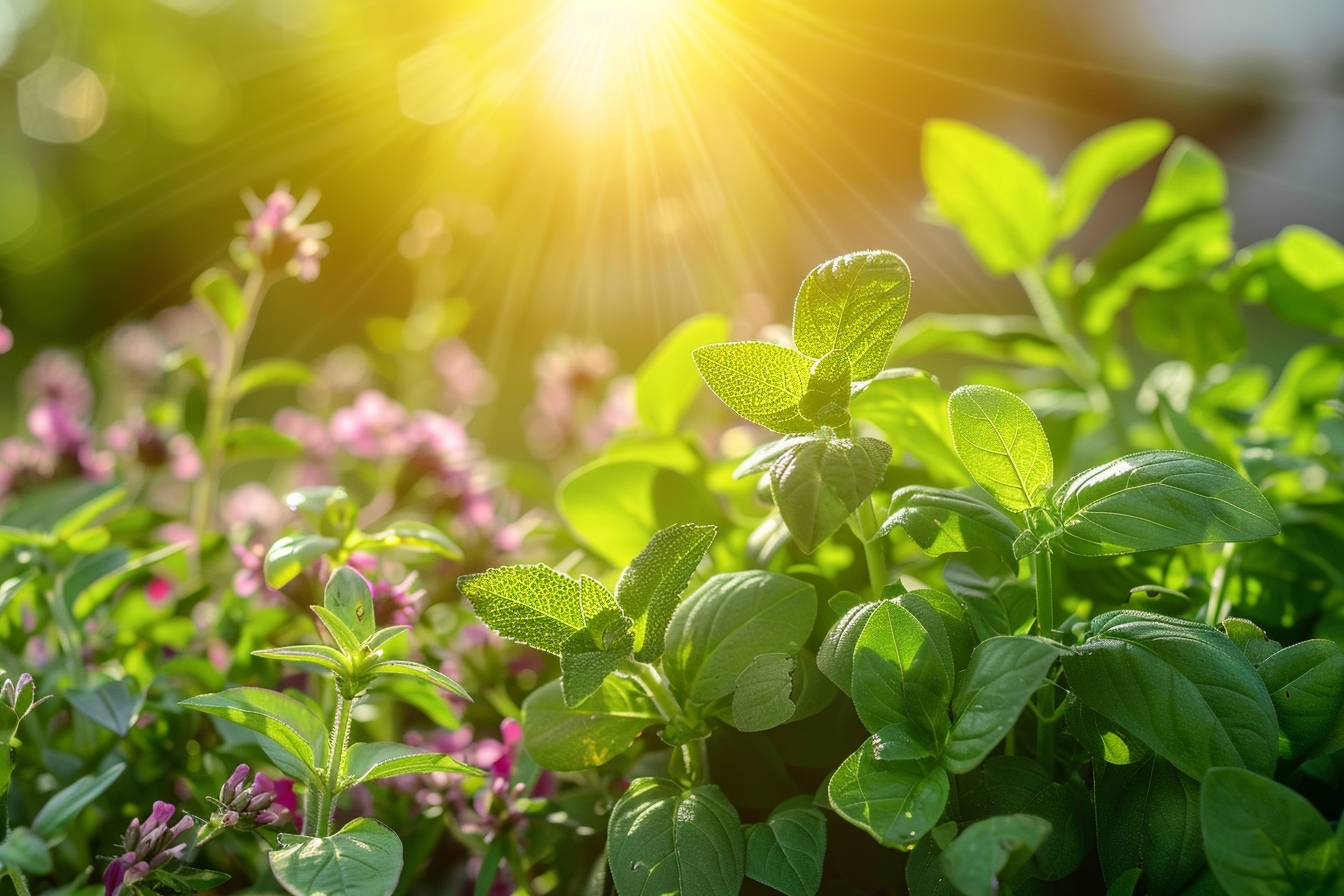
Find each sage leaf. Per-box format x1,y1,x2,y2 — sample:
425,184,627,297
615,523,715,662
457,564,584,655
828,738,948,850
521,677,661,772
1095,755,1203,895
947,385,1053,513
693,341,815,434
608,778,745,896
558,576,634,706
769,436,892,553
744,798,827,896
270,817,403,896
878,486,1020,570
791,250,912,379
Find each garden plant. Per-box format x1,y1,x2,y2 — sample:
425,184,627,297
0,115,1342,896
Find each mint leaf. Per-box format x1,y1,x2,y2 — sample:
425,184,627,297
744,799,827,896
878,486,1021,570
828,738,948,849
948,385,1053,513
791,250,911,379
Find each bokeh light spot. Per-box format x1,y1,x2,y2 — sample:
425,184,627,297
398,42,474,125
0,153,38,245
17,57,107,143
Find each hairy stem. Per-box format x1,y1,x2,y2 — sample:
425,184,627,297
1204,542,1237,627
622,660,706,787
314,692,354,838
1034,548,1057,776
8,868,29,896
856,496,889,597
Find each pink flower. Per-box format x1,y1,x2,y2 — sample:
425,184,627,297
330,390,410,460
106,323,165,382
372,571,427,628
213,764,290,830
103,802,194,896
27,401,88,454
145,577,173,604
220,483,287,540
433,338,495,412
0,323,12,354
21,349,93,417
231,542,270,598
274,408,335,458
237,184,332,283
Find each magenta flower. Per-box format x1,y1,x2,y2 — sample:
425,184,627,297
27,400,88,455
371,571,427,628
212,764,290,830
237,184,332,283
220,483,287,541
0,323,12,355
103,801,194,896
330,390,410,460
21,349,93,418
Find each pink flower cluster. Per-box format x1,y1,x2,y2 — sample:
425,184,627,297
0,351,112,497
523,339,636,459
237,185,331,283
214,763,294,830
102,801,194,896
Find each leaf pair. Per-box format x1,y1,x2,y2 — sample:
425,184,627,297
694,250,911,434
458,524,715,706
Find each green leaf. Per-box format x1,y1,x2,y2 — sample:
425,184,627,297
608,778,745,896
1222,617,1282,667
769,436,892,553
1278,225,1344,291
851,374,968,487
1055,119,1173,237
791,250,911,379
1065,696,1150,766
636,312,730,435
942,562,1035,640
342,742,482,785
733,435,823,479
1133,285,1245,375
264,535,340,589
1256,639,1344,764
799,350,852,428
52,484,126,540
850,599,954,752
817,601,879,696
947,385,1053,513
253,645,351,677
520,676,661,772
311,606,363,658
1050,450,1280,556
878,486,1020,570
271,818,403,896
663,571,816,708
1062,611,1278,779
615,523,715,662
922,119,1054,275
231,359,313,399
355,521,463,560
744,799,827,896
1095,755,1204,895
1106,868,1144,896
224,420,303,462
31,762,125,839
828,739,948,849
944,635,1067,774
559,577,634,706
193,267,244,330
0,827,51,875
693,341,815,434
731,653,796,733
974,756,1087,881
457,564,584,655
69,542,188,619
1142,137,1226,222
367,660,471,701
1201,767,1339,896
938,814,1052,896
325,566,376,642
181,687,327,779
66,678,145,737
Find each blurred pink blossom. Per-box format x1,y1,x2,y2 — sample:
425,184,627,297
238,184,332,283
433,338,496,412
106,323,167,382
21,349,93,417
523,339,634,458
220,483,287,539
0,324,12,354
330,390,410,460
372,571,426,628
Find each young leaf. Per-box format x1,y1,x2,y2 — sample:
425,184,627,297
744,799,827,896
1201,767,1339,896
615,523,715,662
181,687,327,778
193,267,244,330
1142,137,1226,222
791,250,912,379
559,577,634,707
270,818,403,896
354,521,463,560
1277,225,1344,292
1061,611,1278,779
367,660,471,701
636,312,730,436
31,762,125,840
311,606,363,658
521,677,661,772
769,436,892,553
828,739,948,849
264,535,340,589
798,350,852,427
851,599,954,752
1055,119,1173,237
0,827,51,875
342,742,482,785
938,814,1052,896
1095,756,1204,895
1050,450,1280,556
608,778,745,896
231,359,313,399
692,341,815,434
224,420,303,462
457,564,584,655
922,119,1054,275
1256,639,1344,764
817,601,880,696
663,571,816,708
943,636,1067,774
878,486,1020,570
947,385,1053,513
731,653,796,733
66,678,145,737
733,435,824,479
252,645,351,678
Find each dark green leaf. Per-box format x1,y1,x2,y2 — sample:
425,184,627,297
938,814,1052,896
608,778,745,896
66,679,144,737
1095,755,1203,895
1256,640,1344,764
769,436,891,553
817,601,879,695
744,799,827,896
271,818,403,896
731,653,796,733
1065,696,1150,765
828,738,948,849
878,486,1020,570
975,756,1087,881
850,599,954,752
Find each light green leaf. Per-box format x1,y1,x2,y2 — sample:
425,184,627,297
608,778,745,896
891,313,1069,371
193,267,244,330
325,566,375,642
1065,696,1150,766
817,600,880,696
342,742,482,785
693,341,815,434
828,738,948,849
744,799,827,896
521,677,661,772
663,571,815,708
224,420,302,462
311,605,363,658
457,564,583,655
559,577,633,706
615,523,715,662
922,119,1054,275
264,535,340,589
66,679,145,737
731,653,796,733
231,359,313,399
31,762,125,840
1051,450,1280,556
1201,767,1339,896
368,660,471,700
1278,225,1344,291
252,645,351,677
944,635,1067,774
1056,119,1173,237
1256,639,1344,764
1062,611,1278,779
354,521,463,560
1142,137,1226,221
878,486,1020,570
947,385,1053,513
852,374,967,487
791,250,911,379
0,827,51,875
181,687,327,779
938,814,1052,896
1133,285,1245,375
636,313,730,435
271,817,403,896
850,599,954,752
1095,755,1203,894
769,436,892,553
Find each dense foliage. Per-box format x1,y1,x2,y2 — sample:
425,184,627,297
0,117,1342,896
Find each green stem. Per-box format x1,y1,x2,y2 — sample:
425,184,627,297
314,692,354,838
856,497,889,597
188,268,268,569
1204,542,1237,627
1034,548,1057,776
622,660,706,787
1016,267,1109,417
8,868,30,896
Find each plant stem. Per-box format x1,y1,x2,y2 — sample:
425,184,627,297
1204,542,1237,626
1034,548,1057,776
1016,267,1109,417
314,692,354,838
856,496,889,597
622,660,706,787
188,268,268,569
8,868,30,896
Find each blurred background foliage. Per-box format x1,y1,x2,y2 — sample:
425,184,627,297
0,0,1341,457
